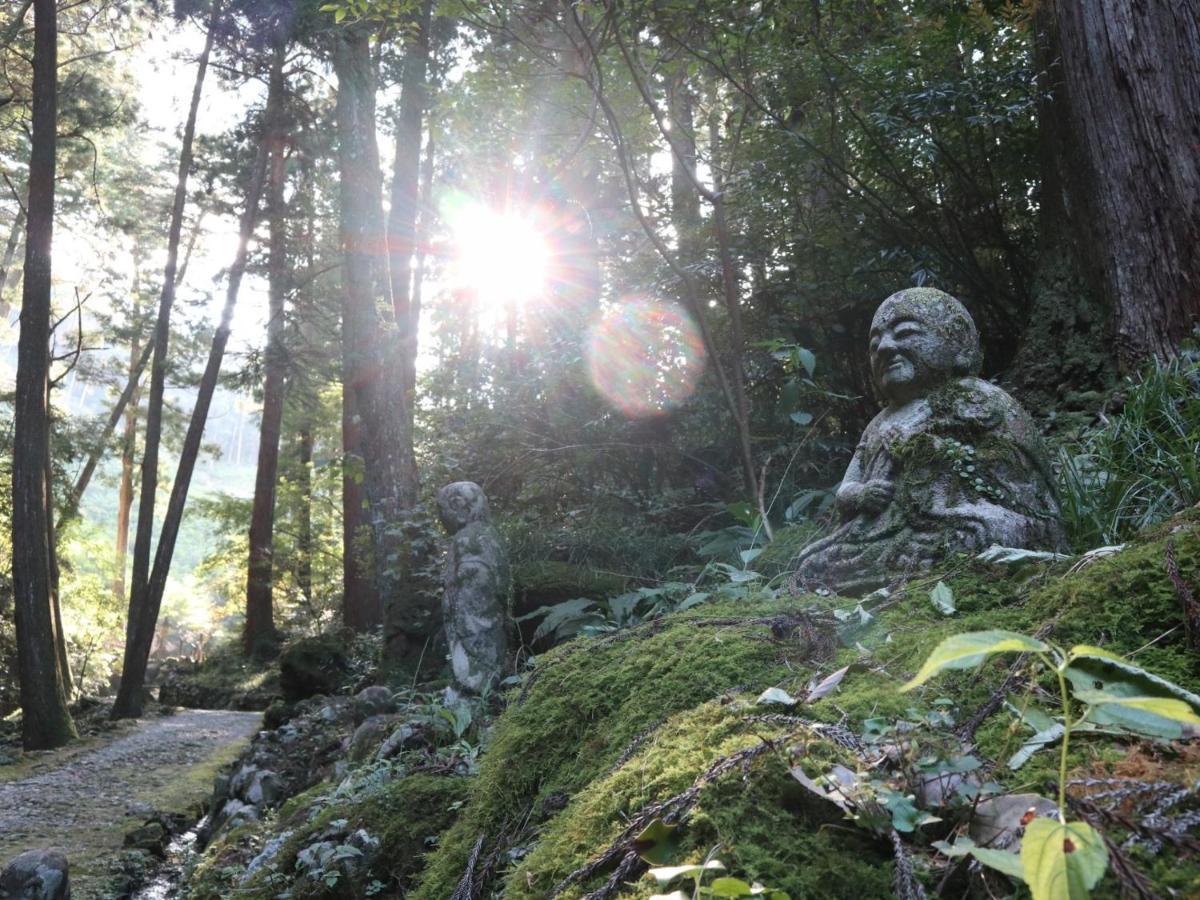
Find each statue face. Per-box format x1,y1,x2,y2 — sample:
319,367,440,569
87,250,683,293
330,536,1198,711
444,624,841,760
438,481,489,532
869,288,981,406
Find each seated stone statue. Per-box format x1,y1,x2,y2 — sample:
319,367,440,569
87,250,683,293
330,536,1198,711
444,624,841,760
791,288,1065,595
437,481,510,697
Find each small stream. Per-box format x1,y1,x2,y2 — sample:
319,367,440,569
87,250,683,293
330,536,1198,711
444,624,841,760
131,816,208,900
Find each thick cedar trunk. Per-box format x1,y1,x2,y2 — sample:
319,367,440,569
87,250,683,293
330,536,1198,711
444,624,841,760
332,28,418,656
244,52,289,657
1049,0,1200,366
12,0,75,750
112,1,220,720
0,208,25,318
342,387,379,630
387,0,432,460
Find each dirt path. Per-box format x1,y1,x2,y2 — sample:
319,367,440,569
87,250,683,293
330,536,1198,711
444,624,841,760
0,709,261,897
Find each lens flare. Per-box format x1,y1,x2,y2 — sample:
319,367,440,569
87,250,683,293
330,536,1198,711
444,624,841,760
441,191,549,311
585,298,706,418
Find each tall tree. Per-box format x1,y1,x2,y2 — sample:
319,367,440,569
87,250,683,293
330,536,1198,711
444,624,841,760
113,0,221,720
114,42,284,718
11,0,76,750
244,49,290,656
331,24,419,656
1041,0,1200,366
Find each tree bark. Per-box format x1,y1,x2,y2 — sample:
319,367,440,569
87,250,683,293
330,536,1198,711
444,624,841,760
112,0,220,720
332,27,419,656
295,424,314,609
244,50,289,657
341,387,379,630
386,0,432,467
113,335,141,602
12,0,76,750
1049,0,1200,366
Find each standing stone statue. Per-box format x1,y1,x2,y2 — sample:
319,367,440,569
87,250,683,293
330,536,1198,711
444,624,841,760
437,481,510,697
792,288,1065,595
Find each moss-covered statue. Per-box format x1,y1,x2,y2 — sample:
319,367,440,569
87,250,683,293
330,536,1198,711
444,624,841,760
792,288,1065,594
437,482,510,698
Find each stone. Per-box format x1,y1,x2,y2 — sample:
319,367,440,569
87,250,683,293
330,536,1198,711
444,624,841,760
348,715,397,762
437,482,511,695
0,849,70,900
279,635,350,702
377,722,424,760
123,821,169,858
351,686,396,724
792,288,1065,594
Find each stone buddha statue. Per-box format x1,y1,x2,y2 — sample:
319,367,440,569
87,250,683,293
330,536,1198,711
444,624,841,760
438,481,510,697
791,288,1065,595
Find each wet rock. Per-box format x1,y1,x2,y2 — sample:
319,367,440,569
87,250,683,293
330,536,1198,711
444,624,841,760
0,848,70,900
123,821,169,858
377,723,424,760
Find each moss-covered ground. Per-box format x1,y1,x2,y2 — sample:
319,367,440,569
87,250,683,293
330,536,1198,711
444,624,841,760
181,512,1200,899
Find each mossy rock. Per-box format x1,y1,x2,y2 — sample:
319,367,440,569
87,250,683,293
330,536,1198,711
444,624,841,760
512,561,631,643
279,634,351,703
188,775,470,900
158,643,280,711
412,514,1200,898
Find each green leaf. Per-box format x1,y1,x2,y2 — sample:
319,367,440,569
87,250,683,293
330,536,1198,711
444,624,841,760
678,591,710,611
934,838,1026,882
1064,656,1200,738
902,631,1048,691
1007,722,1065,771
756,687,799,706
740,548,764,564
929,581,956,615
789,411,813,426
709,876,754,896
1020,818,1108,900
797,347,816,376
633,819,679,865
647,861,725,884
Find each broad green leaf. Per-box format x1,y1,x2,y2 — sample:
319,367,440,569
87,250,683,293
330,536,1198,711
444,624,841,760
789,411,813,426
633,819,679,865
1066,644,1126,664
678,592,710,611
929,581,956,615
1020,818,1107,900
1065,656,1200,738
647,861,725,884
709,876,754,896
740,548,764,564
756,687,799,706
902,631,1048,691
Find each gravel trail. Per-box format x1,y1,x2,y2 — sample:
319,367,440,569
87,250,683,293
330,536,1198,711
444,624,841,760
0,709,261,895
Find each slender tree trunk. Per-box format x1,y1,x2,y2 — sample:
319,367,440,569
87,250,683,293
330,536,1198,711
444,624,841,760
295,425,313,608
0,208,25,319
1048,0,1200,366
112,0,220,720
114,340,140,602
12,0,75,751
244,50,289,657
332,27,419,657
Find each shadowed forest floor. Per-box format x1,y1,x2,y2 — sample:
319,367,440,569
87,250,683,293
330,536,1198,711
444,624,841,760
0,708,261,898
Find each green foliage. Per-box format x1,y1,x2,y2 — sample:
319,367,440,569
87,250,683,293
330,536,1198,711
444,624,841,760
1058,357,1200,548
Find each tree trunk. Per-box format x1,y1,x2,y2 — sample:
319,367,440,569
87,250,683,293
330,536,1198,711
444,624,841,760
114,337,141,602
332,27,419,657
112,0,220,720
341,387,379,630
244,50,289,658
1048,0,1200,366
0,208,25,319
295,424,314,609
12,0,76,751
387,0,432,451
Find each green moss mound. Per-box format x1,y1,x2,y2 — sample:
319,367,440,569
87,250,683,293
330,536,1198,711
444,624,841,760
412,514,1200,898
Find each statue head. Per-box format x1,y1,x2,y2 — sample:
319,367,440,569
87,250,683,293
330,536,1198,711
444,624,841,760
868,288,982,406
438,481,490,533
